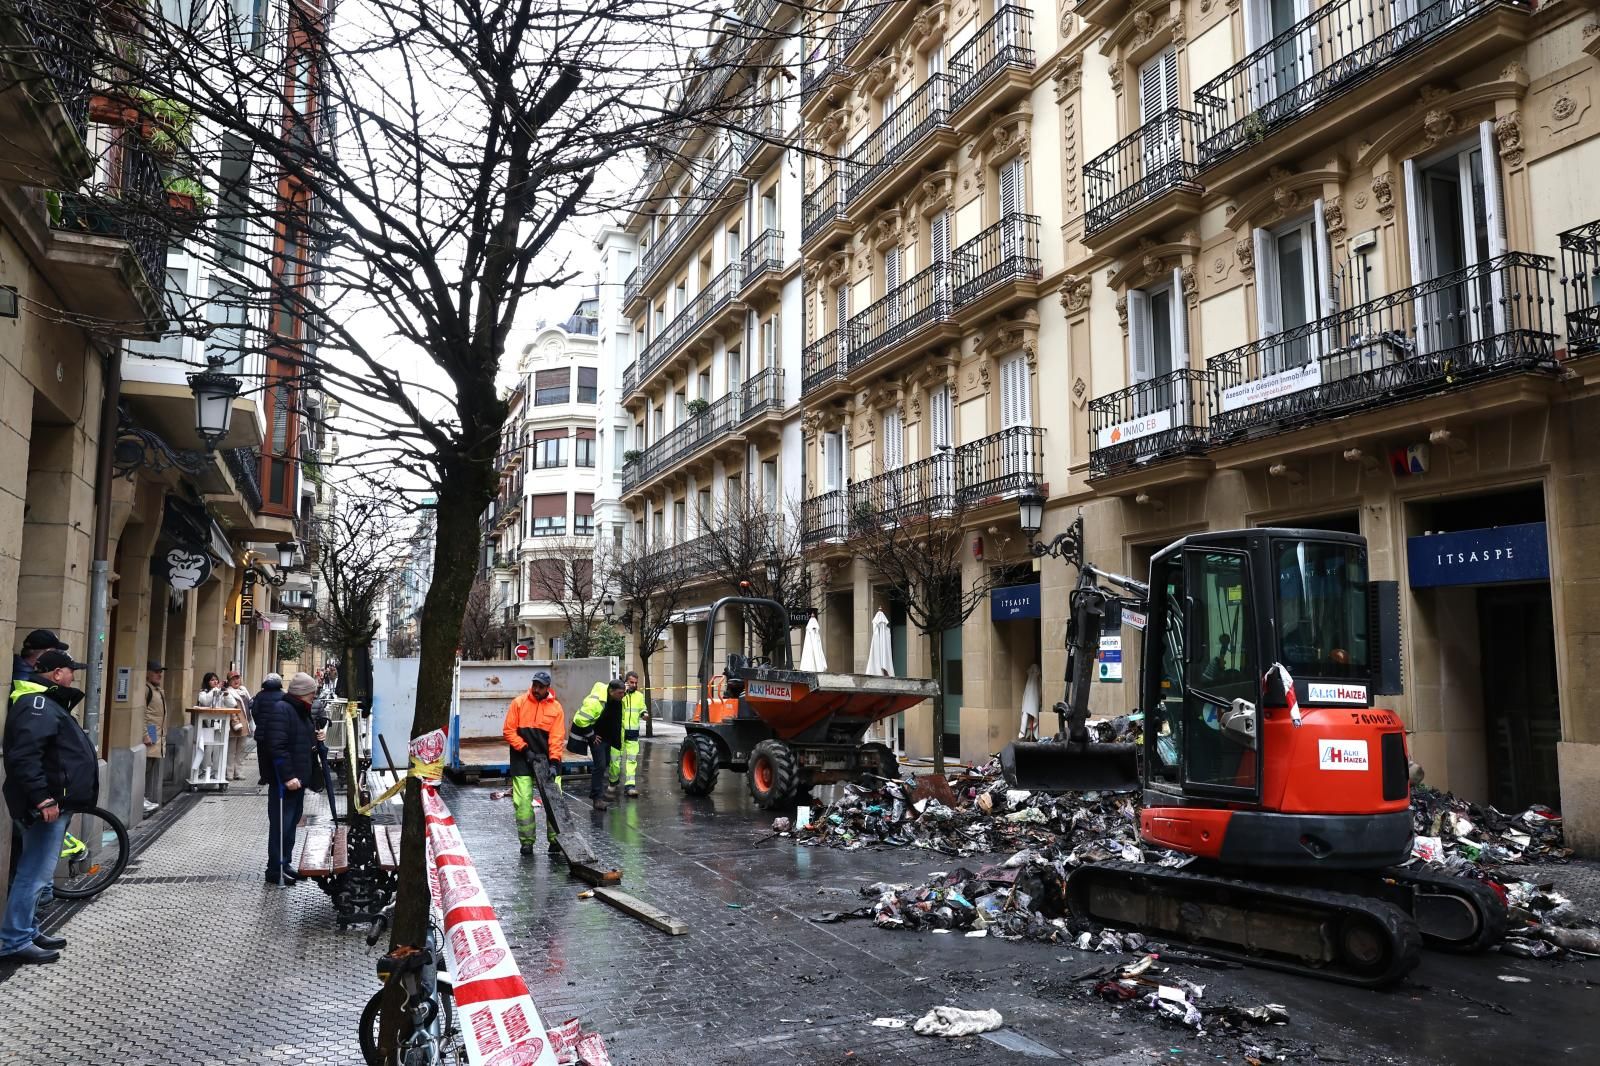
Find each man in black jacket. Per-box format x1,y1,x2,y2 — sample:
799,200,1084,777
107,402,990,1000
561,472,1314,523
3,649,95,964
254,672,326,886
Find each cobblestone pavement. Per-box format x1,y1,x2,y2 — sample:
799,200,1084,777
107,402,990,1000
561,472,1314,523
0,787,378,1066
3,743,1598,1066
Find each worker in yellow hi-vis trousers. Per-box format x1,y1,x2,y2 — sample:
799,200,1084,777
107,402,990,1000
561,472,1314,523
602,671,647,799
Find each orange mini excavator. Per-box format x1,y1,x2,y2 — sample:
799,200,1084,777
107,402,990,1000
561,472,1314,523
1003,524,1505,986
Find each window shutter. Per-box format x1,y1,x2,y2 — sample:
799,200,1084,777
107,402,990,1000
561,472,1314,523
883,409,904,469
836,286,849,329
1313,198,1336,318
1253,228,1280,339
574,493,594,517
930,385,951,449
886,246,902,292
531,494,564,519
1000,158,1023,217
1478,120,1507,259
1127,289,1153,383
933,210,951,263
764,316,778,364
1170,267,1190,366
824,431,842,491
1403,157,1426,287
1138,50,1167,123
1000,353,1030,428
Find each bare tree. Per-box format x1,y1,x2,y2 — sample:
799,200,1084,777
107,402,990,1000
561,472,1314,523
523,536,613,658
610,537,691,738
458,577,515,660
845,468,1011,774
308,496,405,705
695,492,809,660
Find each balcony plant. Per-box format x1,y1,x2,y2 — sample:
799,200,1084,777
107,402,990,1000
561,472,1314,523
686,397,711,417
164,175,211,215
1241,110,1268,146
131,90,193,158
622,448,643,463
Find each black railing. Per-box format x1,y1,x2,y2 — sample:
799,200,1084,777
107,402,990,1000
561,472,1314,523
1195,0,1528,169
802,170,845,243
1084,110,1203,235
1209,252,1557,441
15,0,93,148
850,453,958,528
801,489,847,545
950,5,1035,112
225,447,264,512
801,328,851,395
53,139,167,297
1088,369,1211,475
957,427,1044,502
622,361,637,395
642,531,717,579
1560,220,1600,356
635,261,744,381
624,137,747,304
849,261,954,370
620,392,740,492
954,214,1041,306
845,74,954,202
743,99,786,159
739,366,785,421
739,228,783,291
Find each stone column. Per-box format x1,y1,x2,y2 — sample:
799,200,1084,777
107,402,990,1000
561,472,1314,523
16,422,97,651
105,510,161,826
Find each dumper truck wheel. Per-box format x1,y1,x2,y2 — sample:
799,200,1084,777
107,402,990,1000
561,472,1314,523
859,742,900,784
678,734,720,796
747,739,798,809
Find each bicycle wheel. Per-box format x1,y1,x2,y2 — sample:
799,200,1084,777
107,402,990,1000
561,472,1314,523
52,806,129,899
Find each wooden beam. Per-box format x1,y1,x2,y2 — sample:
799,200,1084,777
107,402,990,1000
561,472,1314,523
594,888,689,936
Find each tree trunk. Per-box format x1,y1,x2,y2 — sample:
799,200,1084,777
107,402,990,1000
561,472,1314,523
640,652,654,737
379,479,487,1055
928,630,945,776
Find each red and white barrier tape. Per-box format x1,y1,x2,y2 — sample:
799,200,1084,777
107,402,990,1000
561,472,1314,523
410,725,558,1066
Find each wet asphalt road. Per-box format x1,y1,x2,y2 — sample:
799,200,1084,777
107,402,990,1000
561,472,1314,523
451,737,1600,1066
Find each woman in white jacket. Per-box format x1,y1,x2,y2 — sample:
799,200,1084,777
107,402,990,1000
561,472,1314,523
198,672,254,780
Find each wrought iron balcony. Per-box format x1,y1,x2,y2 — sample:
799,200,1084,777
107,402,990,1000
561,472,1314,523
1083,110,1202,236
623,136,747,305
953,214,1041,308
1194,0,1528,171
1208,252,1557,443
642,531,716,579
1560,220,1600,357
52,139,168,299
957,427,1045,504
801,169,845,244
743,99,786,161
801,328,851,396
1088,368,1212,476
739,228,783,293
224,447,265,512
622,361,637,396
949,5,1035,113
849,453,958,530
634,261,744,383
844,74,954,203
848,261,955,371
738,366,785,422
6,0,93,149
620,392,739,493
801,489,847,546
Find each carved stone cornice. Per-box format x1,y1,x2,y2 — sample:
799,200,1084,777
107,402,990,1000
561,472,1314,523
974,308,1041,370
1059,273,1093,316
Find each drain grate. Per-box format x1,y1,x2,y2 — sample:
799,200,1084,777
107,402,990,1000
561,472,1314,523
119,873,265,885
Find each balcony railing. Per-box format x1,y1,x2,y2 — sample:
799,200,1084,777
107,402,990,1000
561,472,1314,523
225,447,265,513
803,429,1047,545
622,361,637,395
849,261,954,370
1088,369,1212,476
635,261,744,381
739,366,785,422
801,170,845,244
949,5,1035,113
1560,220,1600,356
624,136,747,304
1194,0,1527,170
801,328,851,395
620,392,739,492
743,100,786,158
1209,252,1557,441
14,0,94,148
739,228,783,292
1083,110,1202,235
845,74,954,202
641,531,716,579
954,214,1041,307
53,140,167,294
957,427,1045,503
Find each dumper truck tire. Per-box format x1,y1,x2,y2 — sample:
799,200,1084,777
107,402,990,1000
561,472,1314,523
859,742,900,785
678,734,720,796
747,739,798,809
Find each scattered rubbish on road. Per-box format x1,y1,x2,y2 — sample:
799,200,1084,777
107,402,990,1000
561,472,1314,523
576,890,594,900
1498,975,1532,983
911,1006,1003,1038
545,1017,612,1066
869,1017,906,1029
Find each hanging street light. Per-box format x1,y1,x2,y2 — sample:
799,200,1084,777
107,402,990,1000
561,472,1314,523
187,355,241,452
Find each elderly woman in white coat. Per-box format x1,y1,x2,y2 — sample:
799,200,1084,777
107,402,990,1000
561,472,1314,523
199,671,255,780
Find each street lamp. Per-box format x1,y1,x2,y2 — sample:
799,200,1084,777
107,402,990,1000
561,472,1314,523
763,553,780,589
187,356,241,452
602,593,616,623
1017,490,1045,538
277,541,299,569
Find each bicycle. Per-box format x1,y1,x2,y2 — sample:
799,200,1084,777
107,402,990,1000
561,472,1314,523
358,903,460,1065
7,805,130,901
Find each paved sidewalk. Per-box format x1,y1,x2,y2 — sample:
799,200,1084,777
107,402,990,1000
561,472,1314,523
0,787,374,1066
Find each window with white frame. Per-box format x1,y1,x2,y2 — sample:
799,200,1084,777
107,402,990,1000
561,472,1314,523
1127,270,1188,415
762,459,778,506
1252,210,1331,371
823,430,844,492
761,315,778,368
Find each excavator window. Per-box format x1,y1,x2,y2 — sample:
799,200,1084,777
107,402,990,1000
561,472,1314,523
1144,558,1185,783
1183,550,1260,793
1275,540,1370,679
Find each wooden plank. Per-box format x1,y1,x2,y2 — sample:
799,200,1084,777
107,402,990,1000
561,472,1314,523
593,888,689,936
569,860,623,887
330,826,350,875
294,825,335,877
375,825,403,870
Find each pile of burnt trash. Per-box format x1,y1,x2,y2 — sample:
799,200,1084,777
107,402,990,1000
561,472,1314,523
788,761,1600,960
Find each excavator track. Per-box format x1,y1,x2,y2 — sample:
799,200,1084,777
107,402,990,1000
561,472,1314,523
1067,861,1422,988
1377,866,1508,954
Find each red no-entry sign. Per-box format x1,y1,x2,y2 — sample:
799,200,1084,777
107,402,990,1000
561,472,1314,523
513,643,531,660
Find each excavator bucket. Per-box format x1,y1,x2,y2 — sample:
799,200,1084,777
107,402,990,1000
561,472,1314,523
999,740,1140,793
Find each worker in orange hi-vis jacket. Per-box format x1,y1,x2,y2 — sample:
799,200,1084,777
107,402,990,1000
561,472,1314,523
501,670,566,860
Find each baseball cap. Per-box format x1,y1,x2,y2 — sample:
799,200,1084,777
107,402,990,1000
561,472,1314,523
531,670,553,687
36,649,88,673
22,629,68,652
